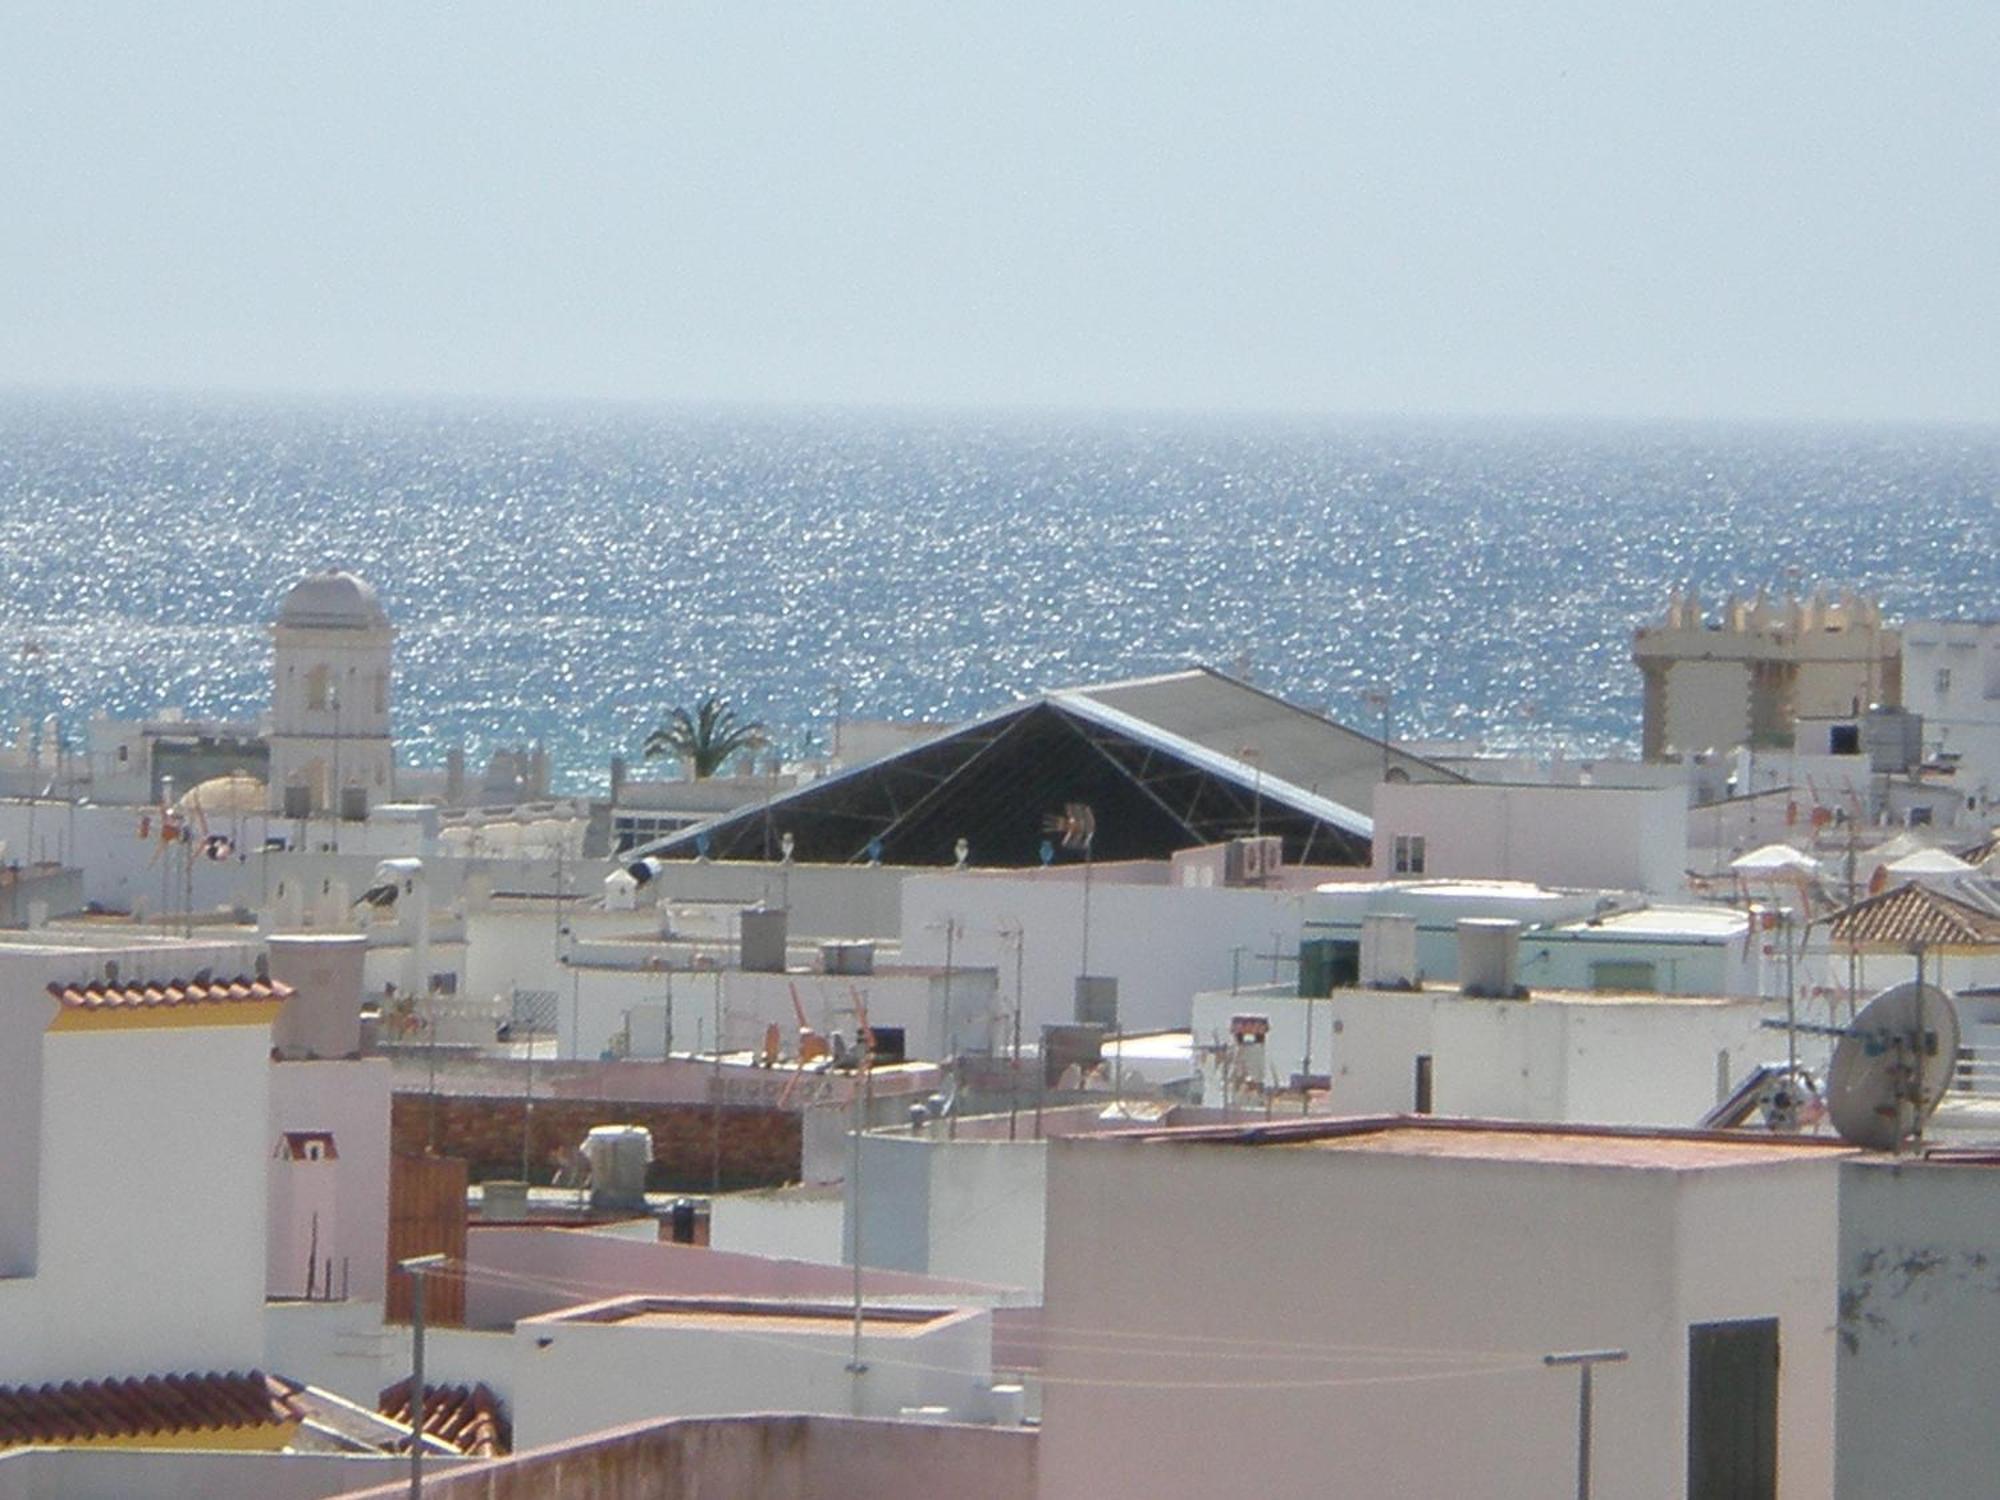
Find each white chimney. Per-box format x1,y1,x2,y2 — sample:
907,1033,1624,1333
1457,918,1522,998
1360,913,1419,989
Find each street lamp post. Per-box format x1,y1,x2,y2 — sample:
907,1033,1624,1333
400,1252,449,1497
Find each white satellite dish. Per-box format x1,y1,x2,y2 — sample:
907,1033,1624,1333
1826,981,1959,1151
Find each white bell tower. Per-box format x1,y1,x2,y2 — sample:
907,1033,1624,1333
268,572,396,820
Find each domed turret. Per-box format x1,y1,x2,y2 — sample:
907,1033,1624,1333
276,572,391,632
269,572,395,819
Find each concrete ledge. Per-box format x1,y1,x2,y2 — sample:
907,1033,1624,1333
330,1411,1036,1500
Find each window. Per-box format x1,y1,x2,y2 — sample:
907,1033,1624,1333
1393,834,1426,874
305,664,330,711
1936,667,1953,699
1828,724,1861,756
1590,959,1658,993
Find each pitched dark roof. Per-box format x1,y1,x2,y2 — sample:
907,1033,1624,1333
0,1371,303,1448
632,689,1376,868
379,1379,510,1457
1072,668,1463,809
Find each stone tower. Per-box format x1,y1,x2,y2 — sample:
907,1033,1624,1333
268,572,395,819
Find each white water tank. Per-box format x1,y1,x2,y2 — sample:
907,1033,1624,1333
820,940,876,976
1458,918,1523,998
1360,913,1419,989
584,1125,653,1211
267,931,368,1059
603,868,639,912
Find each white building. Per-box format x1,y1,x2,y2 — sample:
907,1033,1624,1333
1300,880,1771,997
264,932,393,1308
507,1296,998,1451
0,937,279,1387
1192,980,1777,1125
1370,780,1689,896
1901,618,2000,810
1835,1154,2000,1498
268,571,395,821
1039,1117,1852,1500
899,864,1317,1043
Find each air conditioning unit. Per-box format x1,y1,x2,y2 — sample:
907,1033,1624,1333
1225,836,1284,886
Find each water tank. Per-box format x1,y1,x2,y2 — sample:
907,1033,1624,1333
739,906,788,974
482,1180,530,1221
583,1125,653,1211
1458,918,1523,999
820,939,876,976
1361,913,1419,989
1864,706,1924,774
266,932,369,1059
1074,975,1119,1029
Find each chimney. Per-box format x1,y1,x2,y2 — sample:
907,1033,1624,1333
1457,918,1523,999
266,933,368,1058
1360,913,1419,989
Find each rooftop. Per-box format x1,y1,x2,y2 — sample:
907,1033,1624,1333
535,1296,972,1338
48,973,294,1013
0,1371,303,1449
1099,1115,1857,1171
1552,905,1749,940
628,668,1406,868
378,1379,510,1458
1820,880,2000,949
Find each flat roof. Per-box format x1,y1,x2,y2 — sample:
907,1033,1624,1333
539,1296,969,1337
1311,878,1571,902
1287,1125,1849,1170
1557,906,1748,939
1097,1115,1857,1171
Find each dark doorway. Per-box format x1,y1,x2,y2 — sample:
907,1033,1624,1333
1687,1317,1778,1500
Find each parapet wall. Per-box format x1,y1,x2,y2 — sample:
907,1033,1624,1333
330,1413,1037,1500
390,1092,801,1191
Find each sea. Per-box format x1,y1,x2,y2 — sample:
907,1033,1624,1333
0,391,1994,792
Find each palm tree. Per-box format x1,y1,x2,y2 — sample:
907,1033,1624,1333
643,695,766,780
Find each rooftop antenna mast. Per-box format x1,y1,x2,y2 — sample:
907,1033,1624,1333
846,983,875,1414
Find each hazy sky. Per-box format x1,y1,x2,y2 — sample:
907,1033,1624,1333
2,4,1995,421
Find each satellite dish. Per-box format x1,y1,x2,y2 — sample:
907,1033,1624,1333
1826,981,1959,1151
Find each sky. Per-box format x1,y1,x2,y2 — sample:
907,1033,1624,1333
1,3,1996,423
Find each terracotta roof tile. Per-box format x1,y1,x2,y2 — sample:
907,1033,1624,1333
1820,881,2000,949
48,974,294,1012
379,1379,510,1457
0,1371,303,1448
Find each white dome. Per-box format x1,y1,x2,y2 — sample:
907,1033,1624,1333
176,771,267,818
276,572,391,631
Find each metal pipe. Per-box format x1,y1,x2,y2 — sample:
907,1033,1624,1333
1543,1348,1627,1500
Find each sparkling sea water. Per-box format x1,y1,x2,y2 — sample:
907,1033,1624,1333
0,391,1994,791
